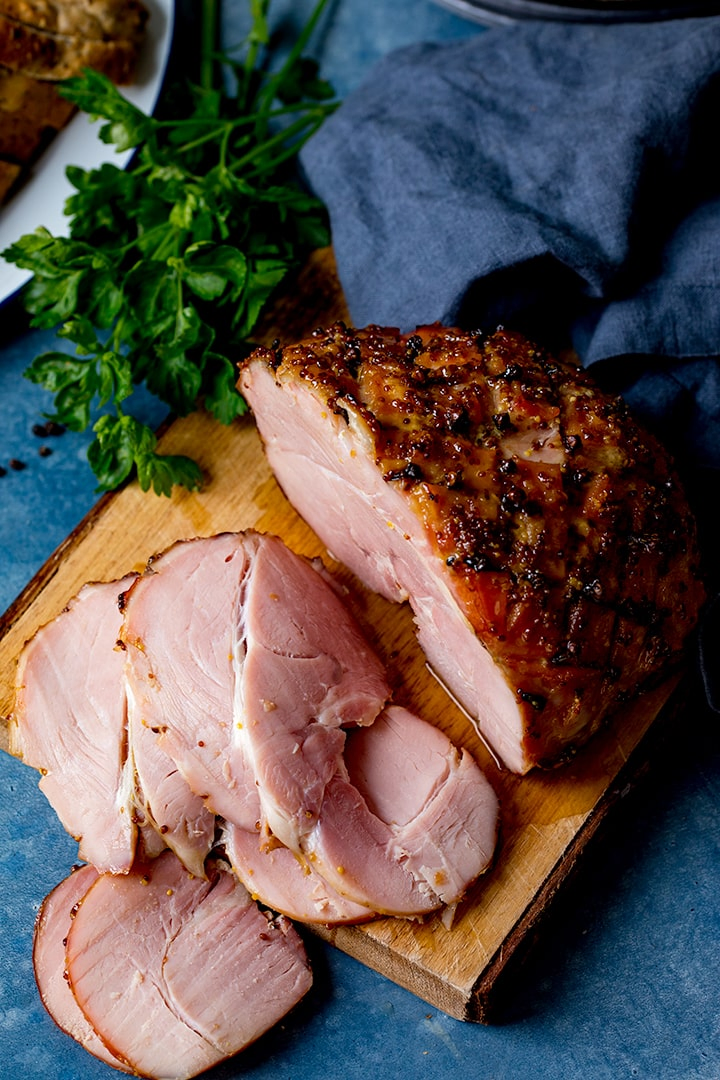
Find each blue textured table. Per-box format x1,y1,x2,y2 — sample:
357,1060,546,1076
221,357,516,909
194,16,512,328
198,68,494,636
1,3,719,1079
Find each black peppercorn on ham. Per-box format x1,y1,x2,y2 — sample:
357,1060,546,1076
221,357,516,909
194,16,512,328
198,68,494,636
239,323,706,774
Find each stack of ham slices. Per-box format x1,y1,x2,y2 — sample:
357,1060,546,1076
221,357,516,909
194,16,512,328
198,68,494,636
10,529,499,1079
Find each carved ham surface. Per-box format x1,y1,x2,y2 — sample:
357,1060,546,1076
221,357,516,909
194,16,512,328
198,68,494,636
234,530,498,914
239,323,706,774
122,530,496,918
222,821,376,925
120,534,256,850
12,529,497,920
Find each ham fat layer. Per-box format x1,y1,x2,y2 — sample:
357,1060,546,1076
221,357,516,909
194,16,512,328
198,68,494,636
239,324,706,773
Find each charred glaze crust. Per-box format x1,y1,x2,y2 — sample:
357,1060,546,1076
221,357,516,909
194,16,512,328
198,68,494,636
242,323,706,764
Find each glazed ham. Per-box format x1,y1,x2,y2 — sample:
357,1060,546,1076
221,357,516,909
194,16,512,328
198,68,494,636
239,323,706,774
10,577,138,874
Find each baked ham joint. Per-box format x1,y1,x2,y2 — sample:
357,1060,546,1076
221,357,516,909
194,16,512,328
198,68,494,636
239,322,706,775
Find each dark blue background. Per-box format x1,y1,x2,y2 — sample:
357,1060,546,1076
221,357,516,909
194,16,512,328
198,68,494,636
1,3,718,1078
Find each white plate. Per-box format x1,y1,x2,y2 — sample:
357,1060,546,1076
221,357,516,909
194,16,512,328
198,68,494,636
0,0,175,304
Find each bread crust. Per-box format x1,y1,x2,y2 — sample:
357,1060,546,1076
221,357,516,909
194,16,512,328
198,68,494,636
0,65,75,161
0,12,141,82
0,0,148,43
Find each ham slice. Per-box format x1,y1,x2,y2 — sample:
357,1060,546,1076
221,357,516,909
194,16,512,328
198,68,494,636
239,323,706,774
16,525,502,1074
121,530,389,838
341,706,498,905
32,864,131,1073
9,573,213,877
122,529,496,917
263,705,498,915
232,530,389,848
121,533,262,832
64,851,312,1079
125,693,216,879
10,577,138,874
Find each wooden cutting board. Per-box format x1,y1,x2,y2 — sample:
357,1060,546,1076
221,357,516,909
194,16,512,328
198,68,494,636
0,247,682,1024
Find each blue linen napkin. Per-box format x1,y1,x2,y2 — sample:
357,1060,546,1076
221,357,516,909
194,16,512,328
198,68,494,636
300,18,720,705
300,17,720,443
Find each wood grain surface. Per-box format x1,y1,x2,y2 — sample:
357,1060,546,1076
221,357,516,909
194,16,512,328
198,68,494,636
0,247,682,1022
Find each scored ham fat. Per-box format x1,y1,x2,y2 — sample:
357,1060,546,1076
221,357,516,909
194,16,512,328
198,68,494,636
239,323,706,774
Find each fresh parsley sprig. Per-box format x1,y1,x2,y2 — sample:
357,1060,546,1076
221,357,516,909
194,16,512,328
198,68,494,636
2,0,336,496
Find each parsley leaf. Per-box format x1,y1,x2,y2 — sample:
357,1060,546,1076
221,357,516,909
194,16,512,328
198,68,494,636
2,0,337,496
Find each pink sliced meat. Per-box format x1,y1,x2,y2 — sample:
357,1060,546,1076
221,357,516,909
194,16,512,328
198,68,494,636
222,821,376,925
121,533,261,831
10,577,138,874
122,531,389,836
122,529,390,916
32,864,131,1073
292,707,498,915
65,851,312,1080
342,706,498,904
235,536,498,915
125,671,216,879
233,530,390,849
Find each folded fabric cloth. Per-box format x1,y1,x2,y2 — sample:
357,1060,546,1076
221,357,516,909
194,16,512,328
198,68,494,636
300,17,720,460
301,19,720,706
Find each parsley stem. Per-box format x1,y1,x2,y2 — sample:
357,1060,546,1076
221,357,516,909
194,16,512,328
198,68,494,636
253,0,331,137
238,0,270,112
245,114,330,179
153,97,334,136
200,0,221,91
229,106,334,175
